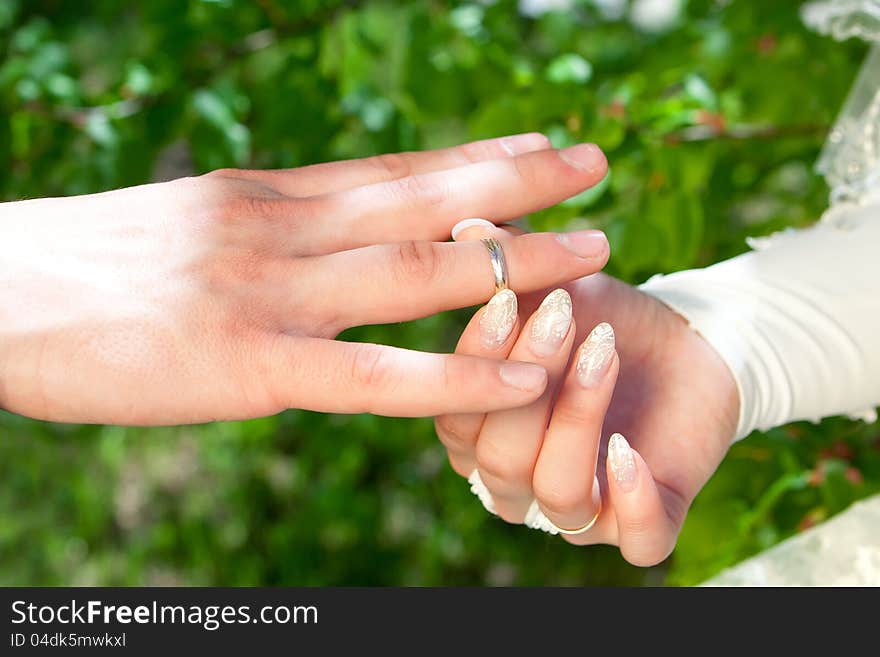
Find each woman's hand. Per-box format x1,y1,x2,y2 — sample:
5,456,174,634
434,226,739,566
0,135,611,424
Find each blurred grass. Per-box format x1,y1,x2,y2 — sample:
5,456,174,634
1,0,878,585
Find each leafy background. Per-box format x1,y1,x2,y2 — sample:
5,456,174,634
1,0,879,586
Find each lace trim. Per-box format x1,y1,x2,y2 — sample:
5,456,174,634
802,0,880,41
801,3,880,201
815,45,880,202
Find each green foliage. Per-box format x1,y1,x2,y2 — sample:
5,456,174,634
1,0,878,585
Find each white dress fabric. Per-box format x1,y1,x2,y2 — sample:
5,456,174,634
640,198,880,439
642,0,880,440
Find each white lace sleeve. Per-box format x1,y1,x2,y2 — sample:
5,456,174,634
638,2,880,441
641,199,880,440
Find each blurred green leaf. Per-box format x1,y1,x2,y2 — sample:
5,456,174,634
546,53,593,84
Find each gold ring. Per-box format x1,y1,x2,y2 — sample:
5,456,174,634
553,499,603,536
482,237,509,294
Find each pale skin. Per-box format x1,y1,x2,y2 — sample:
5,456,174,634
435,223,739,566
0,134,614,424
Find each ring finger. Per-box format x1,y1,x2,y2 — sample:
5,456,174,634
433,223,525,476
291,226,608,331
474,288,576,523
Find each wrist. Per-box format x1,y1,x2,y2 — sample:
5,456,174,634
0,202,22,410
0,198,56,414
640,272,747,442
666,302,741,447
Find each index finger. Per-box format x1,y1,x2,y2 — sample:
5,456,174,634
212,133,552,197
306,143,608,251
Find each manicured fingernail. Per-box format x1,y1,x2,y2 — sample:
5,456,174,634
608,433,637,492
529,288,572,357
480,288,518,349
559,143,607,172
557,230,608,258
500,132,551,156
451,217,495,240
499,361,547,392
576,322,615,387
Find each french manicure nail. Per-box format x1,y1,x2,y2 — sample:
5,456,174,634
500,132,551,156
480,288,518,349
576,322,615,387
559,143,607,173
608,433,637,492
557,230,608,258
529,288,572,357
451,217,495,240
499,361,547,393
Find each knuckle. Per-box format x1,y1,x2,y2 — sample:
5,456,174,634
447,453,474,479
393,240,441,284
373,153,414,180
440,354,453,391
242,194,281,220
391,173,447,208
213,194,278,226
525,132,552,150
510,153,536,186
434,416,476,451
349,344,395,394
475,442,532,489
205,167,244,179
532,475,591,518
456,140,492,164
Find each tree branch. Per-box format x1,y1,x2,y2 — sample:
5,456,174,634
664,122,829,144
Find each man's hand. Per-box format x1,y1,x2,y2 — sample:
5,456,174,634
0,135,610,424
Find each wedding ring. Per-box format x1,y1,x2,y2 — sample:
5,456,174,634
552,500,603,535
524,498,602,536
482,237,509,293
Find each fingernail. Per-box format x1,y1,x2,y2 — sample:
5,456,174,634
608,433,637,492
529,288,572,357
557,230,608,258
499,361,547,393
480,288,518,349
500,132,551,156
559,143,607,173
576,322,615,387
451,217,495,240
